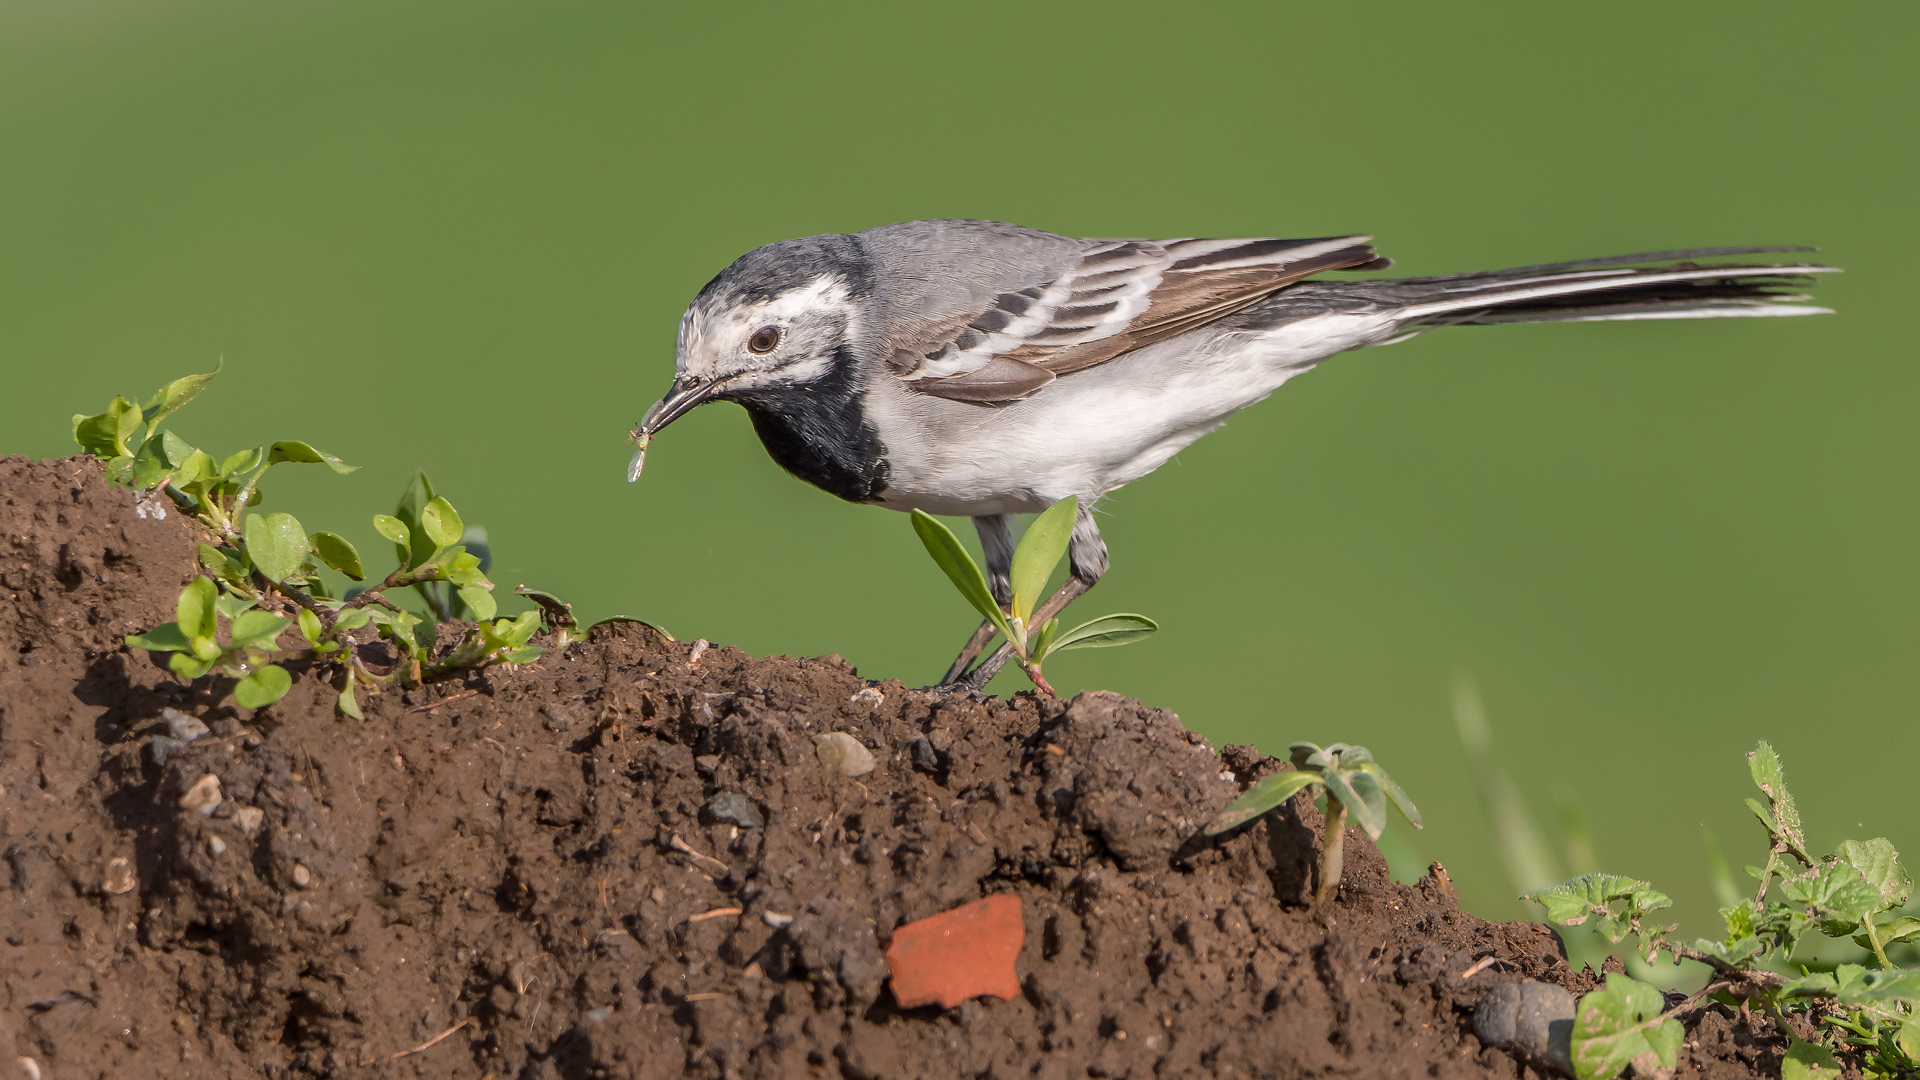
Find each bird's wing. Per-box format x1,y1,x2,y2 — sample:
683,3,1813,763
897,235,1390,403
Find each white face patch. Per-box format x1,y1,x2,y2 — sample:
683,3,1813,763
676,275,857,391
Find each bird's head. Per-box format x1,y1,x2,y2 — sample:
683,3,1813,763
630,235,865,479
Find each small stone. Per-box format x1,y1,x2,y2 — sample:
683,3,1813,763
762,911,793,929
291,864,312,888
234,806,265,835
909,736,941,774
813,732,876,777
586,1007,611,1023
149,736,185,766
179,774,222,816
207,836,227,856
850,687,883,708
103,857,135,895
703,793,764,829
694,755,722,776
163,708,209,742
1474,980,1575,1077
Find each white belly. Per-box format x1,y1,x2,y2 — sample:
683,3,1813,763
865,312,1397,516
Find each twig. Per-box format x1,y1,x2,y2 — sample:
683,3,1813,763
667,832,730,876
406,689,481,715
1460,955,1501,979
683,992,729,1002
359,1018,472,1065
1658,981,1734,1023
687,907,742,923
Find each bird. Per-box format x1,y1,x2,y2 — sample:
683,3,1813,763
629,219,1834,689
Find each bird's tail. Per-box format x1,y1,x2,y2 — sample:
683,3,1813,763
1377,247,1836,328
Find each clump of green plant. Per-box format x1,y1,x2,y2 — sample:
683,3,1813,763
911,496,1155,695
1204,741,1423,907
1522,741,1920,1080
73,366,621,717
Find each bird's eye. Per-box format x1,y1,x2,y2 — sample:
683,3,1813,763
747,327,782,354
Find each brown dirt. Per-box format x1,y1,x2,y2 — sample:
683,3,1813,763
0,455,1787,1079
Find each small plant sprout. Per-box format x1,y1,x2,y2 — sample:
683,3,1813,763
79,366,630,718
910,496,1156,695
1204,742,1422,907
1520,741,1920,1080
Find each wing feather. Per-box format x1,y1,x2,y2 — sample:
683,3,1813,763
905,234,1387,401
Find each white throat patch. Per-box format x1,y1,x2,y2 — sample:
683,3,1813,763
676,276,857,390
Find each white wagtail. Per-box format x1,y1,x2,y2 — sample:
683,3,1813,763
629,220,1834,688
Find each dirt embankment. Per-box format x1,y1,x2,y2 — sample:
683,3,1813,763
0,456,1787,1079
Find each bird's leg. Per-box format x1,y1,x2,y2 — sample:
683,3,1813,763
940,515,1015,685
956,500,1108,692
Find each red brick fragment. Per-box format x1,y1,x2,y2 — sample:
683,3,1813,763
884,893,1024,1009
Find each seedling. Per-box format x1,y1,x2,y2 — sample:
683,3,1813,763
911,496,1155,695
74,366,643,717
1521,742,1920,1080
1204,742,1422,907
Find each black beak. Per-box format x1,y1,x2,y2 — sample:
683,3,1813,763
627,374,728,482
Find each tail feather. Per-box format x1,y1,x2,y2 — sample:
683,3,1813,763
1386,253,1836,327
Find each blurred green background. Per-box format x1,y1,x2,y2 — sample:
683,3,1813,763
3,1,1913,931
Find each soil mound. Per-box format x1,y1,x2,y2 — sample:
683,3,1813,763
0,456,1784,1078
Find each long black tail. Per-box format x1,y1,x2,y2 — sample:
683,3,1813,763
1379,246,1835,327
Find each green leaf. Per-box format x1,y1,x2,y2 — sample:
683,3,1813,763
1780,1037,1841,1080
140,365,218,437
1779,861,1886,935
515,586,577,631
177,576,219,644
1896,1020,1920,1063
458,584,497,620
1289,742,1332,771
232,664,292,710
171,448,215,487
1203,770,1322,835
504,645,544,664
169,652,214,679
1524,874,1665,931
490,610,541,648
336,685,364,720
372,513,411,549
419,496,463,550
1834,838,1911,911
1050,613,1159,652
195,542,240,581
228,610,290,651
1570,974,1682,1080
910,510,1013,642
244,512,311,583
1353,761,1423,829
1026,617,1061,664
584,615,674,641
308,531,364,580
394,471,439,569
1009,496,1076,624
72,395,143,458
213,593,257,622
1784,963,1920,1007
297,608,323,644
267,441,357,474
333,608,374,634
1858,916,1920,952
1326,766,1387,839
125,622,192,653
130,436,174,489
219,447,261,480
1748,741,1807,858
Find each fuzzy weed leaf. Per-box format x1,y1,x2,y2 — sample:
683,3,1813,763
1525,874,1673,944
1783,964,1920,1007
1778,862,1887,936
1009,496,1075,624
1833,838,1912,911
1570,973,1682,1080
232,664,292,710
1748,741,1810,862
1204,769,1322,835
